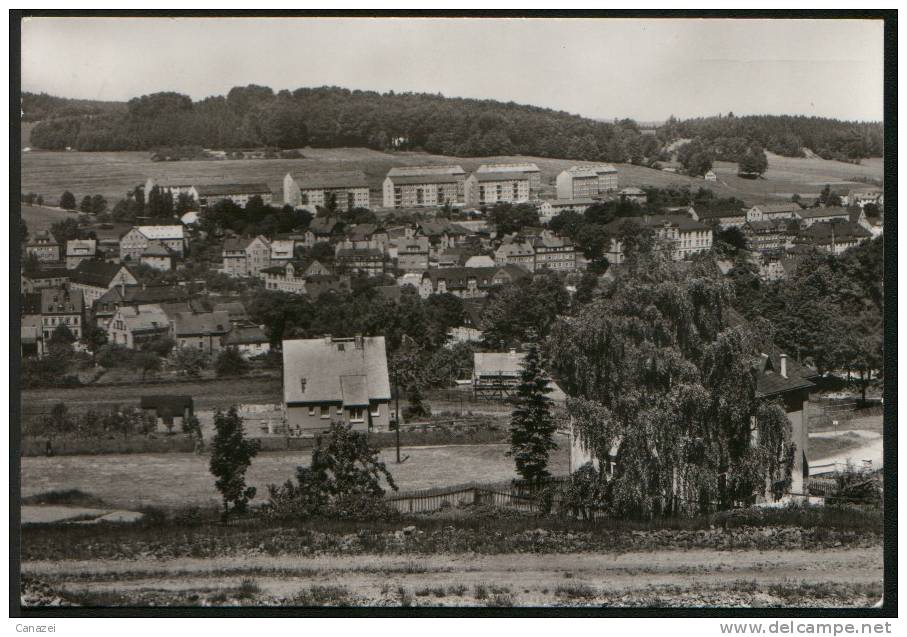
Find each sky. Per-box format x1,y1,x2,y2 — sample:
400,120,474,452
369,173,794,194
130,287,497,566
21,17,885,122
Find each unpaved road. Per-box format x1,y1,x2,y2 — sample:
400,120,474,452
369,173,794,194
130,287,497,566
809,429,884,475
24,547,883,607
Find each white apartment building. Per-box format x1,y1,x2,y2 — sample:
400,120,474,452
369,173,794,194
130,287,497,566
382,166,466,208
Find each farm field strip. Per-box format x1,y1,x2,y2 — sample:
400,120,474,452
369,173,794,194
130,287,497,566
20,442,571,510
22,148,882,208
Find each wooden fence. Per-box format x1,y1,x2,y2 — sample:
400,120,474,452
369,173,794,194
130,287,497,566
386,477,568,515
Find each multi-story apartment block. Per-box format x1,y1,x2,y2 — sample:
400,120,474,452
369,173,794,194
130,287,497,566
465,172,531,207
25,231,62,263
120,226,186,262
382,166,466,208
742,219,795,256
556,164,618,199
476,163,542,192
143,178,198,202
193,183,273,210
39,287,84,340
221,235,271,278
283,170,370,213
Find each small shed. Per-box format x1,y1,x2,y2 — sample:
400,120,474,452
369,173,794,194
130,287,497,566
140,395,194,433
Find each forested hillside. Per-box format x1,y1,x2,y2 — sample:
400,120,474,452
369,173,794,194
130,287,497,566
25,87,882,163
662,113,883,162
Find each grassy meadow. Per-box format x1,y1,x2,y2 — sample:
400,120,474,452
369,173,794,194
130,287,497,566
21,147,883,209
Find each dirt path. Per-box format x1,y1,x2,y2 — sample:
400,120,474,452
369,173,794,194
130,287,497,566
24,547,882,607
809,430,883,475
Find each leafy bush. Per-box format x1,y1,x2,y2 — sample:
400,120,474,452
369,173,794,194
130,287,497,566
215,348,250,377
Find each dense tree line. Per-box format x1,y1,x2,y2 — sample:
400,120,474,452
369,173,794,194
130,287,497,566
665,113,882,162
729,237,883,400
29,86,659,163
21,92,126,122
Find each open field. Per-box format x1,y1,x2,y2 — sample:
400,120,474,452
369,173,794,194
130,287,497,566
22,548,883,608
22,147,883,208
20,440,570,510
21,375,283,417
20,203,80,233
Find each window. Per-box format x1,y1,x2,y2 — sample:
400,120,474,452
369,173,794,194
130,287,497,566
336,406,343,415
320,406,330,419
350,407,364,422
308,406,315,416
370,404,381,418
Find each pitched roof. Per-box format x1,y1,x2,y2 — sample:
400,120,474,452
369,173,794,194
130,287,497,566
346,224,381,241
136,225,185,241
70,261,132,288
752,203,800,214
194,183,272,196
796,206,851,220
496,241,534,258
388,174,462,185
308,217,341,235
422,265,530,290
282,336,391,405
224,324,268,345
387,165,465,178
118,304,170,333
172,311,231,336
212,301,249,322
337,247,383,259
473,171,531,182
141,240,174,257
96,284,187,307
477,162,540,174
23,267,69,281
802,221,872,243
696,208,747,220
291,170,369,190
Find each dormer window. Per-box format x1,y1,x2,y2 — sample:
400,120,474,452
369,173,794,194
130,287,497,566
300,378,307,393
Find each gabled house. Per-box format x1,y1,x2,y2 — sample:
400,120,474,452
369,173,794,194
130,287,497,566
93,283,188,325
39,287,84,340
418,264,530,299
393,236,431,273
746,203,801,223
140,241,175,271
799,221,872,255
618,187,648,205
21,268,70,293
65,239,97,269
224,324,271,359
107,303,170,348
532,233,578,272
25,231,62,263
269,239,297,266
335,247,385,276
794,206,852,228
282,335,392,434
260,259,334,294
120,226,186,261
69,262,137,305
494,238,536,271
221,235,271,278
303,217,344,247
170,310,231,353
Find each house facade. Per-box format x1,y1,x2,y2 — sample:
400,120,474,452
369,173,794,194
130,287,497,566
224,325,271,359
336,247,385,276
283,171,370,213
538,198,595,223
65,239,97,269
605,215,713,264
746,203,801,223
170,310,231,353
260,259,334,294
39,287,84,340
494,239,536,272
222,235,271,278
106,304,170,348
282,335,392,434
533,234,577,272
25,231,62,263
418,264,530,299
794,206,852,228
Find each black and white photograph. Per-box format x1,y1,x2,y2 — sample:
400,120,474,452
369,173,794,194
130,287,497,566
12,11,893,616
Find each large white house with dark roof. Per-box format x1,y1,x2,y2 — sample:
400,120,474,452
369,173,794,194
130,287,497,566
282,335,392,434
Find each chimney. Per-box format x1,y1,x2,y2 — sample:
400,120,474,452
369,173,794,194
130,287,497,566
780,353,788,379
